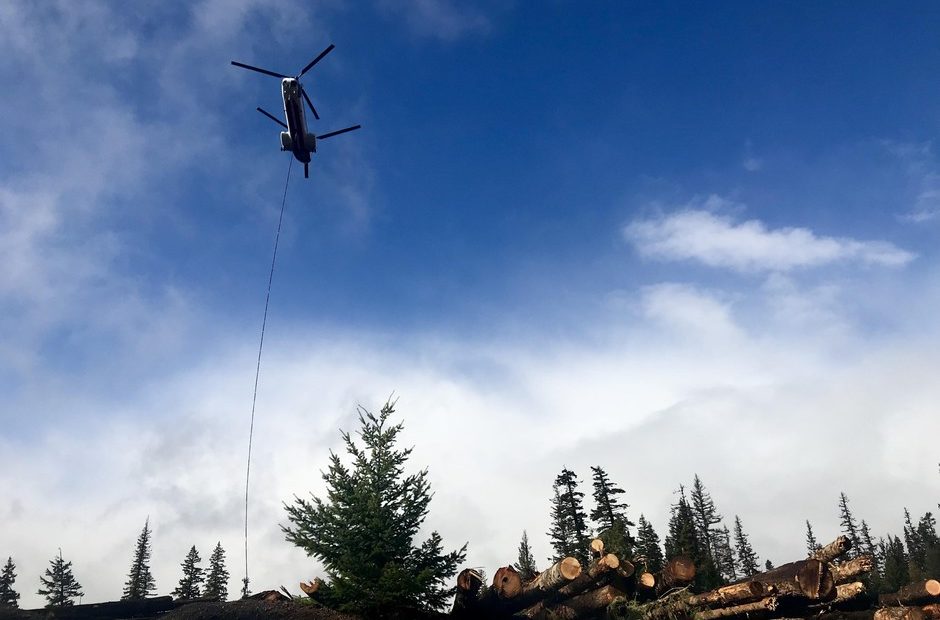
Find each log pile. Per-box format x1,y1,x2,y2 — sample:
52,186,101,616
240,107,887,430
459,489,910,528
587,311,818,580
452,536,940,620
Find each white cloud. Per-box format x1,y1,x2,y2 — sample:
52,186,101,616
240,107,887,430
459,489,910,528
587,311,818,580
885,141,940,223
4,265,940,607
376,0,490,41
625,203,914,273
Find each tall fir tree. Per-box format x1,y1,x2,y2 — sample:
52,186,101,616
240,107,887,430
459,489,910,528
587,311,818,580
635,514,665,573
122,518,156,600
37,550,83,608
918,512,940,579
665,485,720,588
714,525,737,583
688,477,723,589
805,520,820,556
0,557,20,608
881,535,909,593
514,531,538,581
733,516,760,577
172,546,204,600
857,520,882,592
838,493,860,558
204,543,229,602
903,508,925,579
589,466,635,559
282,402,466,614
547,468,591,565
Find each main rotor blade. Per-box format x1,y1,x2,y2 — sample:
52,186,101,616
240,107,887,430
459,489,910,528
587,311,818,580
298,44,335,78
301,87,320,120
231,61,289,79
256,107,288,129
317,125,361,140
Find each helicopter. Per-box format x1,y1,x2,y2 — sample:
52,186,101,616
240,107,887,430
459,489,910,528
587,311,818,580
231,44,361,178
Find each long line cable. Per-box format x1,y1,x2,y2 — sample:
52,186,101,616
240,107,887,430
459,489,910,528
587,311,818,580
244,155,293,595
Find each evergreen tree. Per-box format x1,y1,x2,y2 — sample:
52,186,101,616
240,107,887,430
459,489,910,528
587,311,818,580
0,557,20,608
838,493,860,557
733,516,760,577
805,520,820,556
858,520,882,592
547,468,591,565
37,550,83,608
918,513,940,579
714,525,737,582
122,518,156,600
240,577,250,599
764,559,774,571
514,531,538,581
635,515,665,573
665,486,719,588
282,402,467,615
903,508,925,579
204,543,229,602
689,477,724,589
881,535,909,593
172,546,203,600
589,466,635,559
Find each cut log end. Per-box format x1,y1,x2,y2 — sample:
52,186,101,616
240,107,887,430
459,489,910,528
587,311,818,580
494,565,522,599
590,538,605,556
603,553,620,570
560,556,582,580
929,580,940,597
638,572,656,589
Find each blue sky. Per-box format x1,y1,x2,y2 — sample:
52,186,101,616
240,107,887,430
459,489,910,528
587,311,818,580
2,0,940,608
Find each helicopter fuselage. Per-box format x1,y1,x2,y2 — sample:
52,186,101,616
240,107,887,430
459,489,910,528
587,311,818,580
280,78,314,163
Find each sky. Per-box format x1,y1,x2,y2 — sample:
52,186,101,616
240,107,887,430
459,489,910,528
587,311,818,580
2,0,940,609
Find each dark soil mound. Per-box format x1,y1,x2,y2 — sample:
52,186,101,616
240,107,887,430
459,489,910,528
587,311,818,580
164,600,358,620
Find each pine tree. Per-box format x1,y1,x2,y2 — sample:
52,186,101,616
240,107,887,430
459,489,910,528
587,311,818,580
733,516,760,577
881,535,909,593
918,513,940,579
122,518,156,600
805,520,820,556
838,493,860,558
589,466,635,559
514,531,538,581
635,515,665,573
665,485,719,588
204,543,229,602
0,557,20,608
688,477,723,589
547,468,591,565
903,508,925,579
714,525,737,582
172,546,203,600
764,559,774,571
240,577,250,598
858,520,882,592
282,402,467,614
37,549,83,608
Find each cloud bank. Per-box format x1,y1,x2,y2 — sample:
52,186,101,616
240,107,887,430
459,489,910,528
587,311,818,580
625,203,915,273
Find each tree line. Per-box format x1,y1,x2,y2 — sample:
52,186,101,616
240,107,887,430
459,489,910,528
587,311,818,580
1,404,937,618
0,519,234,608
525,466,940,596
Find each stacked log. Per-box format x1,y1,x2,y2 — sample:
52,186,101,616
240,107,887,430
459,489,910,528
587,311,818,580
451,535,939,620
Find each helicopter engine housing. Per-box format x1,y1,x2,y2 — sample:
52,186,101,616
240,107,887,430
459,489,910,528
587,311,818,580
279,132,291,151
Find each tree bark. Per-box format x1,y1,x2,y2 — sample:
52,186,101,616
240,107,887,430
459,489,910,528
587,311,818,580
921,604,940,620
813,536,853,563
832,556,875,584
879,580,940,606
874,607,928,620
547,584,625,619
694,596,779,620
687,581,770,608
749,558,835,600
503,557,582,614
